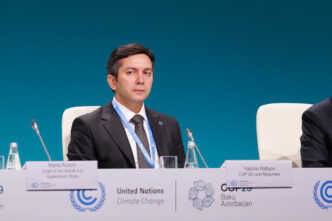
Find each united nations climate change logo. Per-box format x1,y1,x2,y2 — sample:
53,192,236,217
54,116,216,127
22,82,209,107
188,180,215,211
70,181,106,212
313,180,332,210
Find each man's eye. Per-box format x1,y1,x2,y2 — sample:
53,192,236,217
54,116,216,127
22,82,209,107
127,71,134,74
144,71,152,76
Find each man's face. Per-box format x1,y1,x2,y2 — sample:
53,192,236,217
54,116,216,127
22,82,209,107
108,54,153,110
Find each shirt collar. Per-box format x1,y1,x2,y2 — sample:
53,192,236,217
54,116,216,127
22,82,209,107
113,97,147,122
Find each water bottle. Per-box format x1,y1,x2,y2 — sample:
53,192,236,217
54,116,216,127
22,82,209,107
184,141,199,168
6,142,21,170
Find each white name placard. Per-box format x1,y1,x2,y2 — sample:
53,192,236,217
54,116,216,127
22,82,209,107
224,160,292,188
25,161,98,190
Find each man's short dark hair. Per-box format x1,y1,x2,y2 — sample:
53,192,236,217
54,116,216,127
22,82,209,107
107,43,155,78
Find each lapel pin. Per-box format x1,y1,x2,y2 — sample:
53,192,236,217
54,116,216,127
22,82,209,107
158,121,163,126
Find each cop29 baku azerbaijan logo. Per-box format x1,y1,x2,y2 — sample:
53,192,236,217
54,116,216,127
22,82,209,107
70,181,106,212
188,180,215,211
313,180,332,210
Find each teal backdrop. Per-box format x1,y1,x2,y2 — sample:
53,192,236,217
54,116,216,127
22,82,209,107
0,0,331,167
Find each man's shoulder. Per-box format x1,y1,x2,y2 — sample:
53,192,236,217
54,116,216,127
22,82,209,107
306,98,332,113
75,106,103,121
74,100,113,122
146,108,179,123
303,97,332,122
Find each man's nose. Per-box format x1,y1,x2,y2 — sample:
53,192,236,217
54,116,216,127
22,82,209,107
136,72,144,84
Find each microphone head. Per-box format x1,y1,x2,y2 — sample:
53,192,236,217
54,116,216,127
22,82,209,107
31,119,39,132
186,128,194,141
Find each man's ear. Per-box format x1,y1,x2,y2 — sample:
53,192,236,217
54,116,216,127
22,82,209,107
107,75,117,91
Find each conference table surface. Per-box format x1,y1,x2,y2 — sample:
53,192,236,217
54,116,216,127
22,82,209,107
0,168,331,221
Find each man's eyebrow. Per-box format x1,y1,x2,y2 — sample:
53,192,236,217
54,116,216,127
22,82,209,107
124,67,153,70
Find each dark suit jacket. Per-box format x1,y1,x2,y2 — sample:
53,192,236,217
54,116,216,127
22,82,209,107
67,101,185,168
300,97,332,167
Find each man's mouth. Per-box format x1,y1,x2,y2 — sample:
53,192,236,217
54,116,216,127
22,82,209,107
133,89,145,92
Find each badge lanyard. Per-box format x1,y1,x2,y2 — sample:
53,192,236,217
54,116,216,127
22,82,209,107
112,100,156,168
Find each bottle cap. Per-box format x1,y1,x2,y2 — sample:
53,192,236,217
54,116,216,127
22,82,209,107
10,142,18,148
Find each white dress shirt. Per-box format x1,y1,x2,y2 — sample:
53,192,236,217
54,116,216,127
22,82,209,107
113,97,160,169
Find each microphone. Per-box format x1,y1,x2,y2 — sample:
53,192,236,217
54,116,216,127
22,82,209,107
186,129,194,142
185,129,209,168
31,120,52,161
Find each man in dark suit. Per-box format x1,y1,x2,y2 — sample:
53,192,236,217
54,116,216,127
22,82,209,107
300,97,332,167
68,43,185,168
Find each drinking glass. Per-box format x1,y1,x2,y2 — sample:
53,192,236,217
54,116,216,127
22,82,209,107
160,156,178,168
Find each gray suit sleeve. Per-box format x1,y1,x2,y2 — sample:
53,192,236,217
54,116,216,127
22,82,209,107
67,117,97,160
175,121,186,168
300,110,329,167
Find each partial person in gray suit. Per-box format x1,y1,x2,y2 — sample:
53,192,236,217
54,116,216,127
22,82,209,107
301,97,332,167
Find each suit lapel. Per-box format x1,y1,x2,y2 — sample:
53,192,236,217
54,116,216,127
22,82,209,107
146,108,169,157
101,102,135,167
